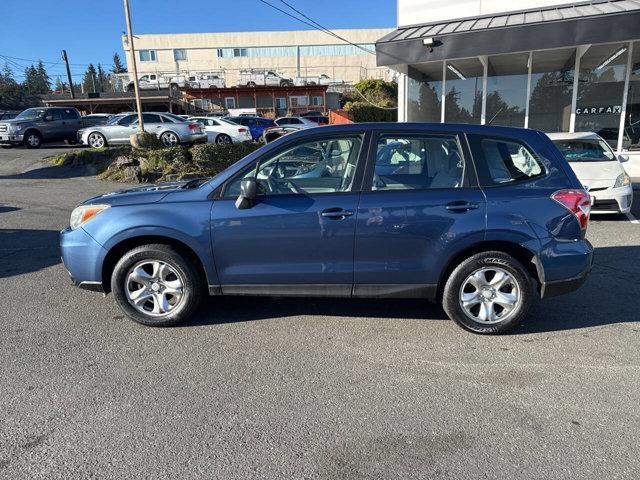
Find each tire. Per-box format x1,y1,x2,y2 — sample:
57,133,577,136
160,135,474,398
87,132,107,148
442,251,533,334
247,81,256,87
110,244,204,327
215,133,232,145
23,131,42,149
160,131,180,147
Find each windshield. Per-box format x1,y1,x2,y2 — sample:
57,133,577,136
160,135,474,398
553,139,616,162
222,117,240,125
16,108,47,120
107,115,126,126
163,113,188,123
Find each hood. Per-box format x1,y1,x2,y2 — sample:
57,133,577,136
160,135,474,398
84,181,191,206
0,119,36,127
568,160,624,182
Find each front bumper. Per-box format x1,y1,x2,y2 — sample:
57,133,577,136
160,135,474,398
60,226,108,293
0,133,24,145
590,185,633,213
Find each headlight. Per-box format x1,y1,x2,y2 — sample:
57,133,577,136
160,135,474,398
70,204,110,230
613,172,631,188
13,125,22,132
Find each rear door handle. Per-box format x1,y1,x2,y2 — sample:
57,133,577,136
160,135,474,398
321,208,354,219
445,201,480,212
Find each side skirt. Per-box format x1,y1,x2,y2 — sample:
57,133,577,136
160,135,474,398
208,284,437,300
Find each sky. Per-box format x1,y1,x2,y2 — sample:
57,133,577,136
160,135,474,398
0,0,396,83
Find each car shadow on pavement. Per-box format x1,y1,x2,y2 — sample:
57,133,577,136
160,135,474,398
0,205,20,214
186,245,639,334
0,229,61,279
0,163,99,180
514,245,640,334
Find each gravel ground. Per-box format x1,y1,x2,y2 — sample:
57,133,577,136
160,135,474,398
1,145,639,479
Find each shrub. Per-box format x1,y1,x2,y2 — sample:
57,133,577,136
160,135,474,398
190,142,263,176
135,132,164,149
343,101,397,123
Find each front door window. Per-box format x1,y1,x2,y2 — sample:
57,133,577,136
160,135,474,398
223,135,364,197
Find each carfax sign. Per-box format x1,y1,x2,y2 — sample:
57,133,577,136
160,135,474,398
576,105,622,115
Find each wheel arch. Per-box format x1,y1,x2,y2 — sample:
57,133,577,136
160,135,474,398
23,128,42,140
437,240,542,300
101,235,209,294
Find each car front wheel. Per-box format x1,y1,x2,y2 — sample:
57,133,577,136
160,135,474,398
87,132,107,148
24,132,42,149
442,251,533,334
111,244,204,327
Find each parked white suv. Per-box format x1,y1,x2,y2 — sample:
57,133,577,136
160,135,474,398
548,132,633,214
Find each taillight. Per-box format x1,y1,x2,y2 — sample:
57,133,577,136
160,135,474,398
238,128,247,133
551,189,591,230
188,123,199,130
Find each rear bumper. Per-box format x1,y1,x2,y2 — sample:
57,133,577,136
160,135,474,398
537,238,594,298
182,133,207,144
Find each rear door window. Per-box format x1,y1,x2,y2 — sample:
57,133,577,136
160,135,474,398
62,109,79,120
468,135,544,186
371,135,465,190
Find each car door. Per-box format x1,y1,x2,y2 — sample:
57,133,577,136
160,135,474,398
132,113,164,136
61,108,82,138
108,114,137,143
45,109,66,140
353,131,486,297
210,132,369,295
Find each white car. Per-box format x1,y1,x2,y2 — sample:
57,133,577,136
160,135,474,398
273,116,318,130
548,132,633,214
187,116,252,144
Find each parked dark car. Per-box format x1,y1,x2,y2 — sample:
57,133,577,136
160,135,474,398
301,111,329,125
225,116,275,141
60,123,593,334
0,107,85,148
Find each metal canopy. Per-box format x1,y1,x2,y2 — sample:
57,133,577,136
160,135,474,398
376,0,640,67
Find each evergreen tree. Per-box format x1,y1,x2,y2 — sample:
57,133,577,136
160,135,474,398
112,53,126,74
82,64,97,93
35,60,51,93
54,77,66,93
97,64,111,92
22,65,39,94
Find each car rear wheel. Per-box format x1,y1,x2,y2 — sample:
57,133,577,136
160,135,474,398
442,251,533,334
160,131,179,147
87,132,107,148
215,133,232,145
24,131,42,149
111,244,204,327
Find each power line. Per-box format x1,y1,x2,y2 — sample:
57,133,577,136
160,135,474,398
256,0,374,55
0,53,114,67
277,0,375,55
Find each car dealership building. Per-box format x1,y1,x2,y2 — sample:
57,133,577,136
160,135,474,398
376,0,640,173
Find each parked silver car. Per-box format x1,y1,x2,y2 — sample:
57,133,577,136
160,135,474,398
77,112,207,148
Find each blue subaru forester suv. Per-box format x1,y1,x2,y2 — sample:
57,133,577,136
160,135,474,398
60,123,593,334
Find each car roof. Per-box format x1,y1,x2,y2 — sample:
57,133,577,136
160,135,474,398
546,132,601,141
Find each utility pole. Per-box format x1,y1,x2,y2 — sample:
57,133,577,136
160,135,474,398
123,0,144,131
61,50,75,99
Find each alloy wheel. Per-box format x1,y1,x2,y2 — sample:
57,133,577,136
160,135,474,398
125,260,184,317
162,132,178,146
27,134,40,147
459,267,520,324
88,133,105,148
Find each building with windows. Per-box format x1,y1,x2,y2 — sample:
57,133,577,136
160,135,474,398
376,0,640,172
121,28,393,87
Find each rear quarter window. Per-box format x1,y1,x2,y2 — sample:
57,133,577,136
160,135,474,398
468,135,545,186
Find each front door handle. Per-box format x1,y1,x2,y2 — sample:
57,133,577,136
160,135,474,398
445,201,479,212
321,208,354,219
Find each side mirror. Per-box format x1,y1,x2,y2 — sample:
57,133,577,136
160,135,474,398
618,154,629,163
235,178,257,209
44,115,53,122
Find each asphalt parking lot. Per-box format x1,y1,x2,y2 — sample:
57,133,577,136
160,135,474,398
1,145,639,479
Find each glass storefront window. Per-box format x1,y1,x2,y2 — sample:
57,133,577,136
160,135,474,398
407,63,442,123
528,48,575,132
444,57,483,124
624,42,640,151
575,43,629,147
486,53,530,127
